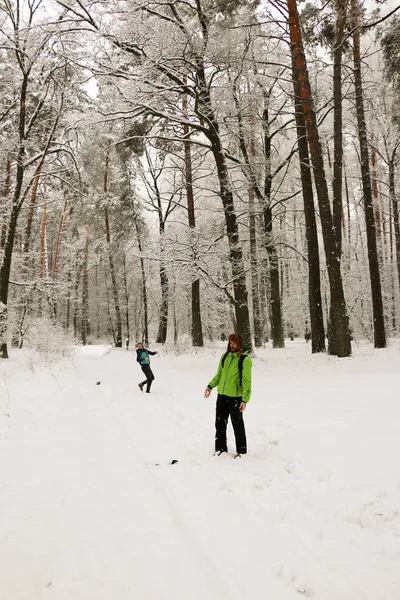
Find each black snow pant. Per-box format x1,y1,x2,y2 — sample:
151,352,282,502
215,394,247,454
140,364,155,393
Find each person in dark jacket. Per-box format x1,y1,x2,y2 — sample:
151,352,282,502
204,333,252,457
136,343,158,393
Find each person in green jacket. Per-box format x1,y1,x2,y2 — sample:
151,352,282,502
204,333,252,456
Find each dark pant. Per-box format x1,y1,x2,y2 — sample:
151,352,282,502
215,394,247,454
140,364,155,392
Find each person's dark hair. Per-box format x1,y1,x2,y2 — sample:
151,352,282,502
227,333,243,353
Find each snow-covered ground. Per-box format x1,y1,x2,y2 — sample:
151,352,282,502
0,340,399,600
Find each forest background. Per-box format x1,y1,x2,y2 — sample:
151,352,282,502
1,0,400,359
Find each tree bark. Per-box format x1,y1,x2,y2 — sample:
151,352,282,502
231,79,281,349
262,92,285,349
156,218,169,344
135,216,149,346
248,181,263,347
287,0,351,357
0,74,29,358
371,147,384,264
389,157,400,295
195,66,252,352
352,0,386,348
183,91,203,347
248,115,263,348
1,158,11,249
81,234,90,345
123,255,130,349
73,253,80,339
333,0,348,257
292,72,326,353
104,151,122,347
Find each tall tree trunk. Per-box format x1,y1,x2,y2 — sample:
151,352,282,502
0,53,63,357
11,167,42,349
352,0,386,348
81,234,90,345
95,264,100,340
66,268,72,331
232,80,279,349
371,147,384,264
196,68,253,352
135,217,149,346
53,190,68,279
123,255,130,349
248,182,263,347
388,189,396,332
156,219,169,344
248,114,263,348
287,0,351,357
333,0,348,257
104,151,122,347
38,181,49,317
183,91,203,347
1,157,11,249
73,253,80,339
0,73,29,358
263,92,285,349
344,168,352,267
292,75,326,353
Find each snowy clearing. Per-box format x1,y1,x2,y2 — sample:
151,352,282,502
0,341,399,600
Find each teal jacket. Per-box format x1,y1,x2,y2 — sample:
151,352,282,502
208,351,252,403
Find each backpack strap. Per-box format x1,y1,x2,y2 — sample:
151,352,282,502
221,352,229,368
238,354,247,386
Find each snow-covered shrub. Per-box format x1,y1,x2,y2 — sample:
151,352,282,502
24,316,76,364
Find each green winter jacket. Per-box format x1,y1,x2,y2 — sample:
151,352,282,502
208,350,252,403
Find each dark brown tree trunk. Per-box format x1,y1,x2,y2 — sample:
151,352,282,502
232,80,280,348
156,219,169,344
73,254,80,339
231,81,281,350
333,0,348,257
183,91,203,347
292,72,326,353
0,40,63,357
81,235,90,345
11,167,42,349
66,268,72,331
95,264,100,340
352,1,386,348
0,73,29,358
104,151,122,347
248,182,263,348
1,158,11,249
196,67,253,352
123,255,130,349
262,93,285,349
344,169,351,266
388,191,396,332
371,147,384,264
172,277,179,344
288,0,351,357
135,217,149,346
248,115,263,348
